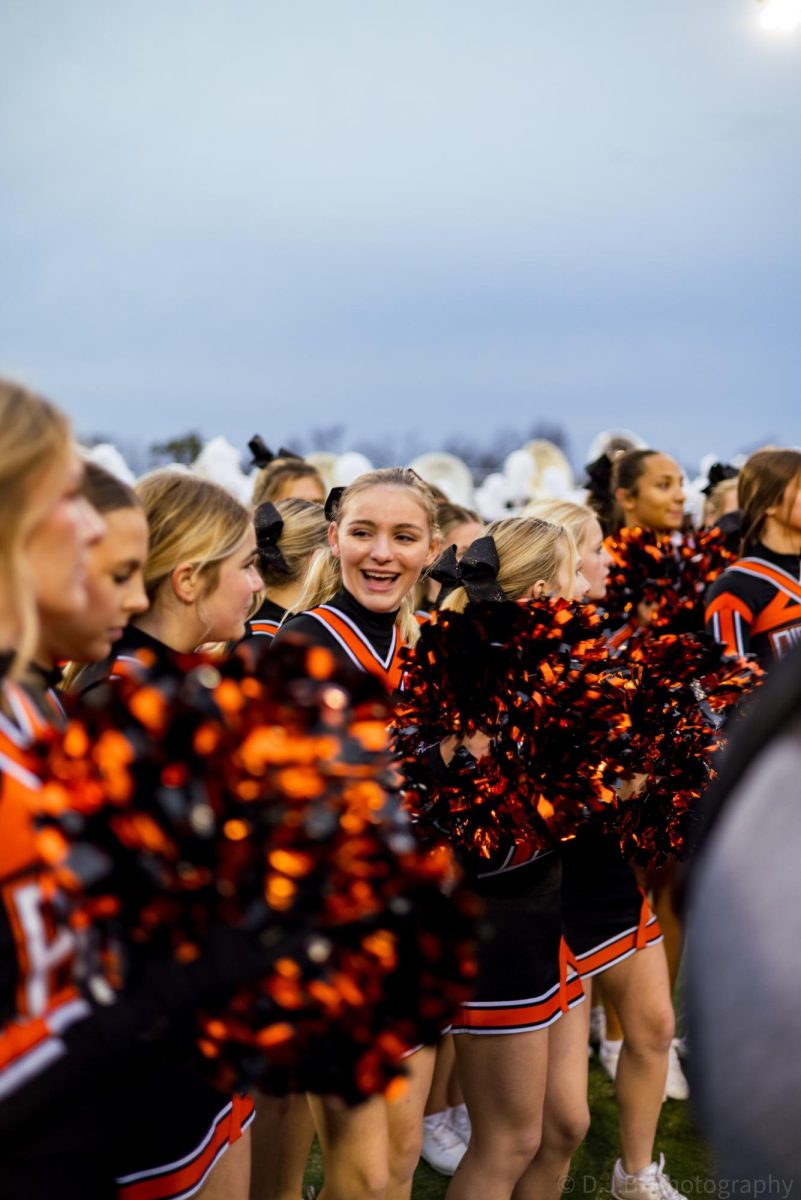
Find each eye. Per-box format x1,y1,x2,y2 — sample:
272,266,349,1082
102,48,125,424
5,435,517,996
112,569,135,584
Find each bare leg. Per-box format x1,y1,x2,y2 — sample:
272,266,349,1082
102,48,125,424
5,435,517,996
308,1094,389,1200
386,1046,437,1200
446,1031,549,1200
512,1003,591,1200
641,865,682,993
601,944,674,1173
197,1126,251,1200
424,1038,455,1117
249,1092,316,1200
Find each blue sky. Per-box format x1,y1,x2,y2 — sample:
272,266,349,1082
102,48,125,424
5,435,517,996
2,0,800,470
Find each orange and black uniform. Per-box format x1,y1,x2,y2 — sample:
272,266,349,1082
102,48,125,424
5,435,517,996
271,589,405,691
242,597,286,644
705,544,801,667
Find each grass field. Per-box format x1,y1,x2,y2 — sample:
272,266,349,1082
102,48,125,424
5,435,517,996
302,1056,711,1198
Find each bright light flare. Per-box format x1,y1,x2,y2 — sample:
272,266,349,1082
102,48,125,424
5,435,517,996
759,0,801,32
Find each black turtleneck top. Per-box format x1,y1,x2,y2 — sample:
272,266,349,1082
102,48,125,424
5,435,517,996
271,588,399,664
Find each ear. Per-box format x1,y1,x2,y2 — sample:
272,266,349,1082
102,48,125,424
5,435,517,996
531,579,546,599
328,522,341,559
423,535,442,569
170,562,201,605
615,486,635,514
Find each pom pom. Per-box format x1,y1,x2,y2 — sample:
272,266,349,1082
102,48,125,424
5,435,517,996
604,525,739,635
608,628,764,866
33,638,480,1102
394,599,634,873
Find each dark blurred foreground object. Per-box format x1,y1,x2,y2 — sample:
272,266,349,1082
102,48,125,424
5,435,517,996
686,644,801,1186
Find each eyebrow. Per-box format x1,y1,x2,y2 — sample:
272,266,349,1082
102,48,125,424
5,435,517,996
346,518,424,531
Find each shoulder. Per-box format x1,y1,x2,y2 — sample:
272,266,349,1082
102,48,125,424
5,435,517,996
270,610,341,651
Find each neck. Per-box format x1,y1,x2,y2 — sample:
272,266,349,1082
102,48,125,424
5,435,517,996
134,606,201,654
266,579,303,610
760,518,801,557
32,641,56,671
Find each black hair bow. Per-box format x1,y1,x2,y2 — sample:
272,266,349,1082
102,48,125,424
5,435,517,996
701,462,738,497
254,502,289,574
324,487,346,522
430,536,506,603
248,435,302,471
584,453,614,497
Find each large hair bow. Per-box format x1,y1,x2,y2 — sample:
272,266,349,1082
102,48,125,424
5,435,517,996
248,435,302,471
254,502,290,574
324,487,346,522
430,536,506,603
701,462,738,497
584,453,614,498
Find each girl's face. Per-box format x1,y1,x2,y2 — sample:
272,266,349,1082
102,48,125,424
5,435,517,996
554,549,590,602
330,484,438,613
446,519,485,560
27,452,106,619
274,475,326,504
578,516,612,601
617,453,686,532
771,473,801,535
198,524,262,643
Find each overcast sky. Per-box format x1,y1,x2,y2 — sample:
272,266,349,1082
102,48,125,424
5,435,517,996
2,0,800,470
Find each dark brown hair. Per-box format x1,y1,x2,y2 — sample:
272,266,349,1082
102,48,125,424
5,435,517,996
82,462,141,514
738,448,801,554
590,449,658,535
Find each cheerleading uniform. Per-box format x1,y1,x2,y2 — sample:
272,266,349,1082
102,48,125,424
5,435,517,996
705,543,801,667
69,626,256,1200
559,818,662,981
272,589,405,690
243,597,286,643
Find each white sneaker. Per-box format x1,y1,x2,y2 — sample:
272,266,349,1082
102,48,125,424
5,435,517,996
449,1103,471,1147
420,1111,467,1176
611,1154,684,1200
589,1004,606,1048
598,1036,623,1082
664,1039,690,1101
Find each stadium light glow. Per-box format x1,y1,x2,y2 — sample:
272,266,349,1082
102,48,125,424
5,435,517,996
758,0,801,32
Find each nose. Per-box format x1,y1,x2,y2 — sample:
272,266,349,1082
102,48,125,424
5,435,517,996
127,577,150,617
575,571,591,601
369,534,393,561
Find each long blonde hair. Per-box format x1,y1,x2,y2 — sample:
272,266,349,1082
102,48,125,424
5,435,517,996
0,379,72,680
292,468,440,645
522,499,596,555
440,517,575,614
135,471,252,607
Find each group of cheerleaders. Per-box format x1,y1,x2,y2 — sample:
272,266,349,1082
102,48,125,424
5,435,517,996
1,375,800,1200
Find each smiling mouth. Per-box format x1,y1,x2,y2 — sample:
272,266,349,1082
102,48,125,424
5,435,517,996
362,571,400,587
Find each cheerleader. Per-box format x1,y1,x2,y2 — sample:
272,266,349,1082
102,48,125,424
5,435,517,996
68,469,263,1200
243,498,328,645
272,467,441,1200
417,503,484,613
526,499,684,1200
0,387,261,1200
705,448,801,666
410,517,590,1200
37,463,149,703
250,439,326,506
593,448,689,1096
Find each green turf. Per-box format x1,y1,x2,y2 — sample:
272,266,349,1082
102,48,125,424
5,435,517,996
302,1058,712,1198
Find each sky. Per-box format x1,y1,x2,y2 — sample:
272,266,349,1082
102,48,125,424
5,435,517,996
2,0,800,472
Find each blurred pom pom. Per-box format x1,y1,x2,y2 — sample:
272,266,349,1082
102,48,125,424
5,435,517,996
33,638,479,1102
